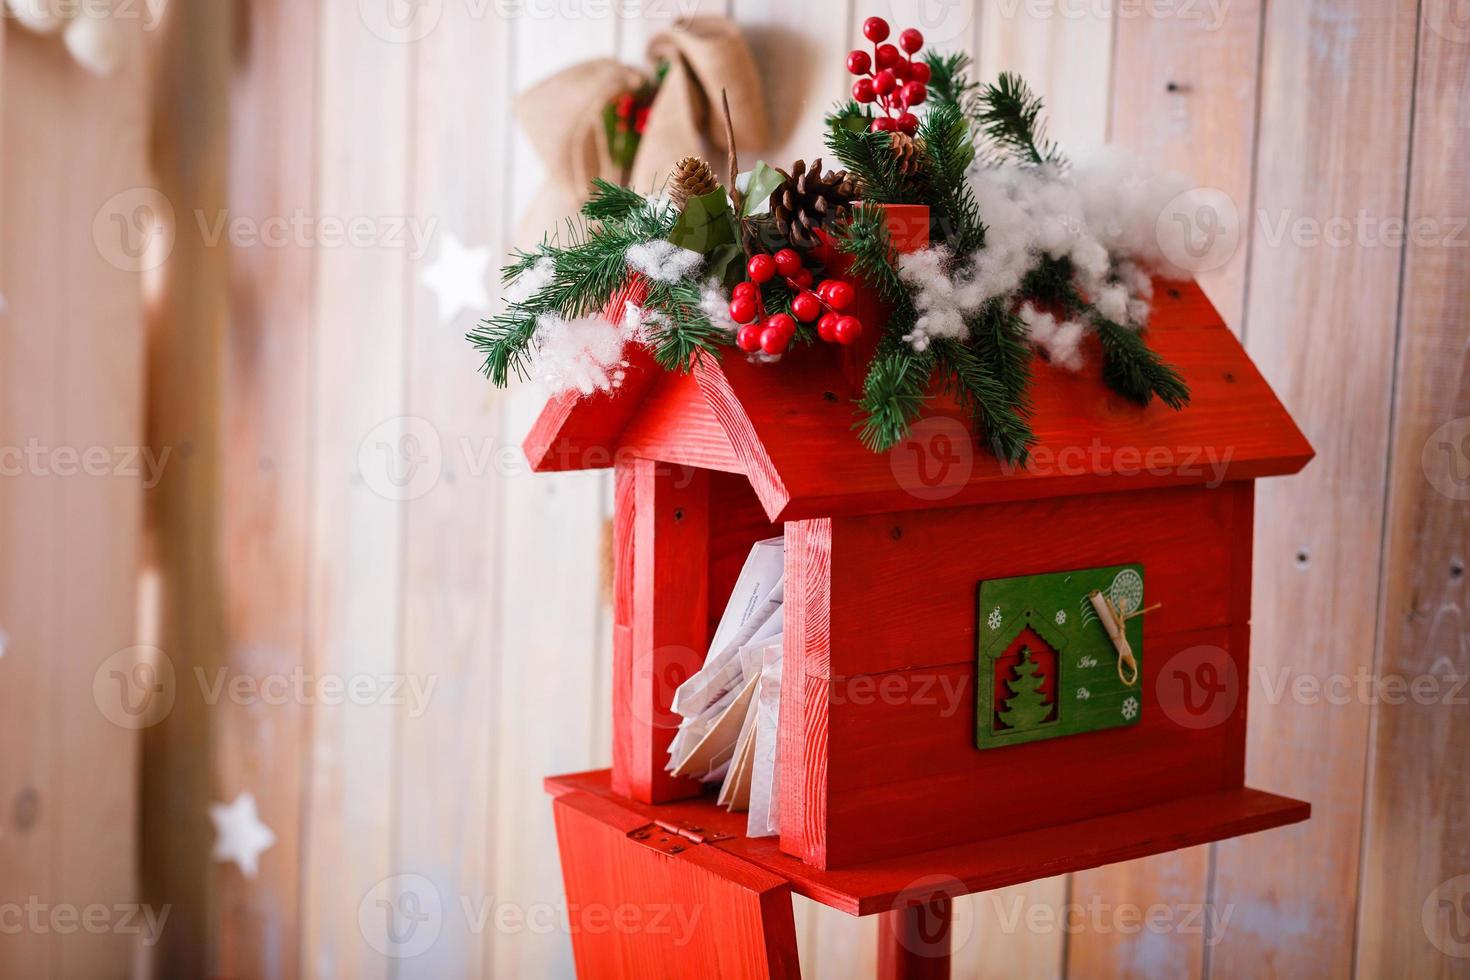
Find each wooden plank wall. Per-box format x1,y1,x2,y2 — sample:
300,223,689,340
37,0,1458,977
0,9,148,980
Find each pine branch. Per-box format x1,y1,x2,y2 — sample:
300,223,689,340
857,345,935,452
932,338,1034,462
834,204,910,305
922,51,983,126
977,72,1065,168
917,101,985,253
825,99,872,135
1093,316,1191,409
642,278,726,372
969,300,1033,405
825,126,922,205
581,179,649,221
469,201,677,386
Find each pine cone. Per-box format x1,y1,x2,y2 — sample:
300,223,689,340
669,156,719,210
889,133,927,178
771,158,859,249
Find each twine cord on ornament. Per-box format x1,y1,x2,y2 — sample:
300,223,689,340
1087,591,1161,687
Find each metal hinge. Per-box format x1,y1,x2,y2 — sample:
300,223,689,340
627,818,732,855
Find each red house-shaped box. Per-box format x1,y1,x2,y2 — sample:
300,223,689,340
532,206,1314,977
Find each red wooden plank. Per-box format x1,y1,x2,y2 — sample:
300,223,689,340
813,626,1244,867
713,281,1312,522
552,790,801,979
619,369,746,474
546,769,1310,917
628,459,709,803
779,520,833,866
611,461,637,797
823,483,1245,678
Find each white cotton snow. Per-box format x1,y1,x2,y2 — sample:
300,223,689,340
532,313,630,396
1018,304,1087,371
894,147,1205,361
699,279,740,337
626,239,705,284
505,256,556,306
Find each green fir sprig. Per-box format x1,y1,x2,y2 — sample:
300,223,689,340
977,72,1065,167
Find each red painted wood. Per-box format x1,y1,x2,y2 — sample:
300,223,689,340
546,768,1310,917
813,627,1240,867
523,280,656,472
628,458,708,803
552,790,801,979
877,899,952,980
824,483,1245,679
778,519,832,866
610,461,636,798
619,369,746,475
526,275,1315,521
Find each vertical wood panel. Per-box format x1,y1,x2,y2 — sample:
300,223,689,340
0,19,146,978
142,2,232,975
977,0,1114,148
301,4,415,975
1066,5,1264,978
490,7,617,975
1211,0,1418,976
392,3,511,976
214,2,319,976
1355,7,1470,976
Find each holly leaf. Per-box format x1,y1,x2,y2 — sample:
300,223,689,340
740,161,785,217
667,187,739,256
705,242,746,289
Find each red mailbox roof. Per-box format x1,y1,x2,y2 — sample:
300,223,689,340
524,279,1313,522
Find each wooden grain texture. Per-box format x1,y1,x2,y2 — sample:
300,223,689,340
299,4,414,976
489,8,622,975
977,0,1114,149
140,3,232,976
548,768,1308,916
394,3,510,976
1209,1,1420,976
629,458,709,802
553,789,801,980
1354,7,1470,976
213,1,318,976
0,18,146,978
778,519,832,866
1104,0,1262,330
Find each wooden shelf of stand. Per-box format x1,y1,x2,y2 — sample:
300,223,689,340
547,768,1309,916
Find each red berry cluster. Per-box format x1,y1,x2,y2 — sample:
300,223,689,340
847,17,929,135
614,91,650,135
730,249,863,355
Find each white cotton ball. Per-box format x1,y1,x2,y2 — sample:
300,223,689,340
1126,299,1151,327
64,15,124,77
698,280,738,337
6,0,69,34
1095,284,1129,324
625,240,703,284
504,257,556,306
1018,304,1086,372
1048,320,1088,371
533,314,629,396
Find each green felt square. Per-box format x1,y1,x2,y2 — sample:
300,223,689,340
976,564,1145,749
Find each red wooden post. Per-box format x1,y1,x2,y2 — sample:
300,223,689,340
877,897,953,980
618,457,709,803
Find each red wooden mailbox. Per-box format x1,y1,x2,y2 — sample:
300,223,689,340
529,206,1314,978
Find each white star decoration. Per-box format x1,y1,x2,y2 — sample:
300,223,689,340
420,231,491,324
210,792,277,880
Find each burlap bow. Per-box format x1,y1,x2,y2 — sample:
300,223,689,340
513,16,769,243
